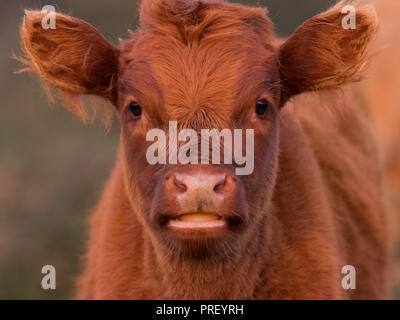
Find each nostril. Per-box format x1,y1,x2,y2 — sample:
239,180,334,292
175,180,187,192
165,173,187,192
213,174,227,193
172,173,187,192
213,173,236,194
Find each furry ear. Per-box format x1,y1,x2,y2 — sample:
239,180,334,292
278,1,377,106
18,10,120,124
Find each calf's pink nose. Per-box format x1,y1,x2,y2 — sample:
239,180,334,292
165,167,236,211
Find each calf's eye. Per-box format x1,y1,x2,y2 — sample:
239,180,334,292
255,100,270,116
129,102,142,117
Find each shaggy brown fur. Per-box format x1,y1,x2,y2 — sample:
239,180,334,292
352,0,400,290
354,0,400,207
19,0,390,299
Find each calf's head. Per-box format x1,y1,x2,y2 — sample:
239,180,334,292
20,0,376,260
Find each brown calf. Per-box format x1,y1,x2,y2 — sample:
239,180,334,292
19,0,390,299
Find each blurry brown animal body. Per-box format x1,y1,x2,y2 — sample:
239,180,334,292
19,0,390,299
354,0,400,220
354,0,400,290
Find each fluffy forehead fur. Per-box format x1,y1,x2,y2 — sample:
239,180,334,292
119,0,278,128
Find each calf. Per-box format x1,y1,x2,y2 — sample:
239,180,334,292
19,0,390,299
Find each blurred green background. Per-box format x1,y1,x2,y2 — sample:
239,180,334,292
1,0,398,299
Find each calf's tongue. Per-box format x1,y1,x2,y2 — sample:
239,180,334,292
179,213,220,222
168,213,225,229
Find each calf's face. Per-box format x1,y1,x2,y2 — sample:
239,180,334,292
118,10,281,258
20,0,377,260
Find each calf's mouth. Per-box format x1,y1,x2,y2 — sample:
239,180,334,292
150,166,248,255
166,212,226,229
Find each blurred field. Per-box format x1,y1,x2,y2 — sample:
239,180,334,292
0,0,398,299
